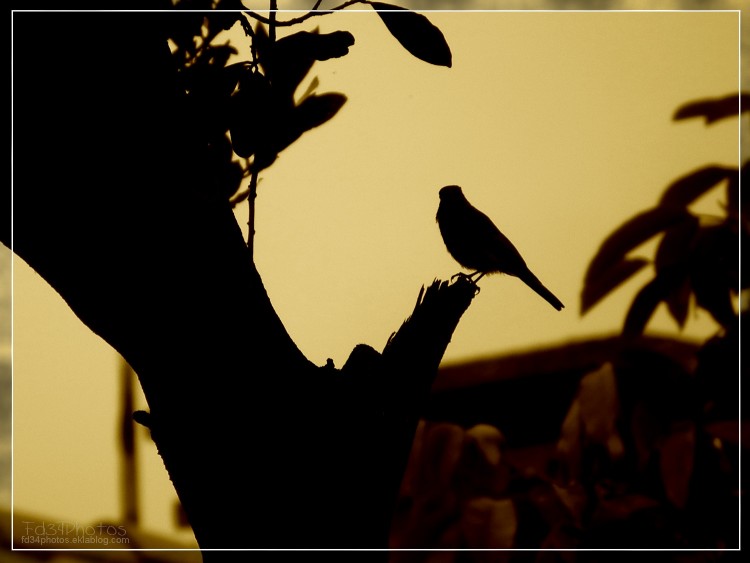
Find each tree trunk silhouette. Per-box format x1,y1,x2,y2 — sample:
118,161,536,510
9,10,476,555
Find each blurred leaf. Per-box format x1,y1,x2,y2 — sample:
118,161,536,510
578,362,624,460
695,331,741,420
557,395,582,481
696,224,738,290
654,215,699,328
253,92,347,169
264,30,354,100
254,19,270,56
623,273,679,336
654,215,699,271
658,165,736,209
673,93,750,124
295,92,347,132
550,483,588,528
692,277,734,328
464,424,504,467
221,62,250,94
229,187,250,208
273,29,354,63
689,225,738,328
306,30,356,61
263,46,311,103
457,424,510,498
526,479,575,534
416,423,465,491
726,167,739,219
462,497,517,549
557,363,623,484
297,76,320,105
664,277,692,329
585,207,687,284
630,401,662,471
728,161,748,228
659,422,695,508
370,2,452,67
580,258,649,314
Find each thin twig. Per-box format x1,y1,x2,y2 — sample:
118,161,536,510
240,15,255,39
269,0,277,42
244,0,369,27
246,0,279,258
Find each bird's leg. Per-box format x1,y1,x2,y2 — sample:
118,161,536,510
469,272,486,283
450,271,473,282
450,271,486,283
449,271,483,294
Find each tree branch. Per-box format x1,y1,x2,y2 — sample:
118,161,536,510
244,0,369,28
269,0,277,42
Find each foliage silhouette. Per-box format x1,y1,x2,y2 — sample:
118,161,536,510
673,93,750,124
370,2,452,67
582,94,746,335
558,93,745,553
166,0,453,258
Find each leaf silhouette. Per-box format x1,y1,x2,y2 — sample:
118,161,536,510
295,93,347,133
727,161,748,224
623,272,679,337
654,214,699,272
308,30,356,61
266,30,355,100
654,215,699,328
673,93,750,124
689,225,738,328
663,276,692,329
585,207,688,284
658,166,736,209
268,93,348,159
691,269,736,329
659,423,696,509
370,2,452,67
580,258,649,315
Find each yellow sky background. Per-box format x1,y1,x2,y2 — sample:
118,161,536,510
10,10,740,544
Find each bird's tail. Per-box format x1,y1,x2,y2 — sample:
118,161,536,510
518,269,565,311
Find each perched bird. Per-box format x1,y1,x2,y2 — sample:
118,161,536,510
437,185,564,311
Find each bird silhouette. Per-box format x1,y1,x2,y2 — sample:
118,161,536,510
436,185,564,311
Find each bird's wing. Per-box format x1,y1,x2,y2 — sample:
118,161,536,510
466,206,529,274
